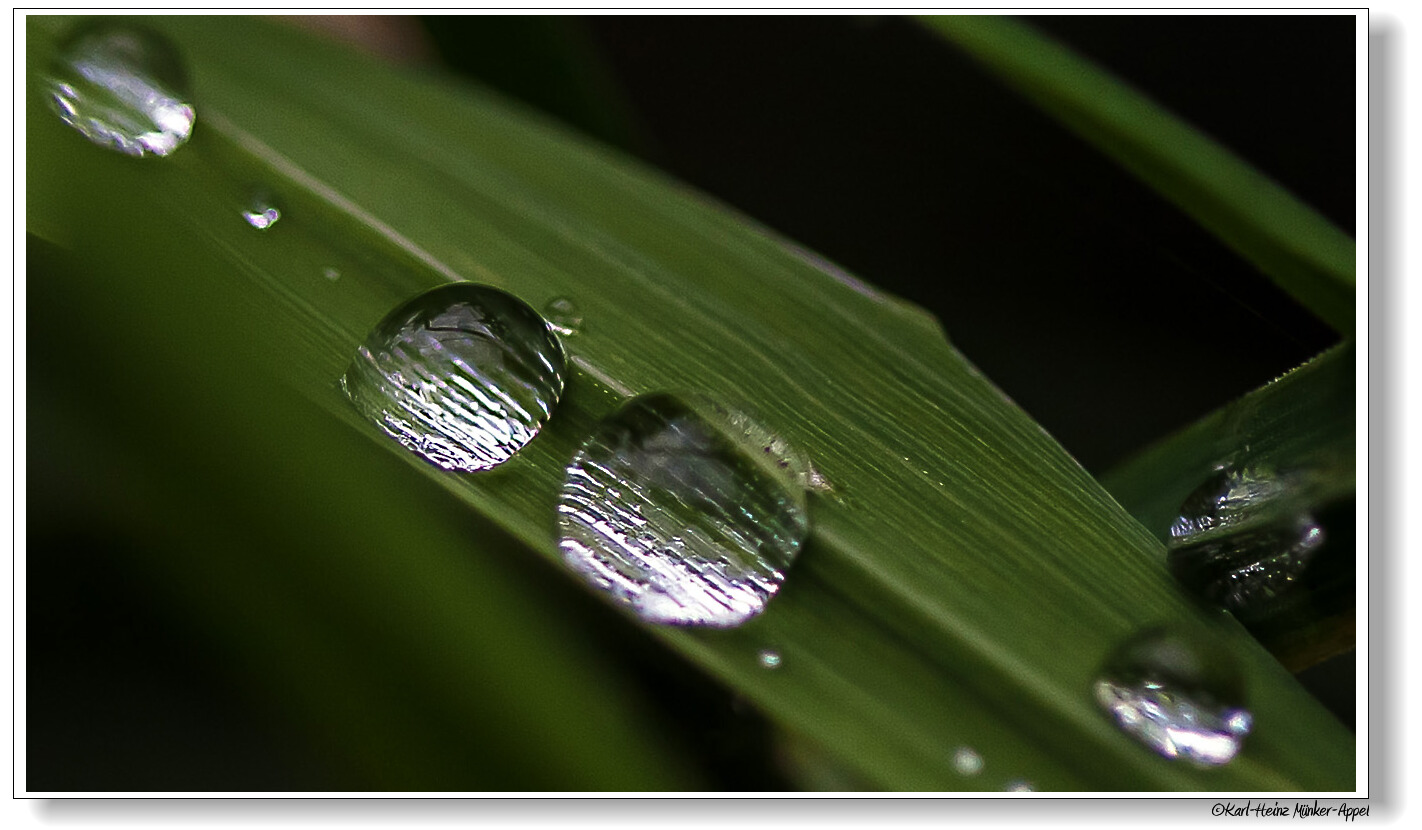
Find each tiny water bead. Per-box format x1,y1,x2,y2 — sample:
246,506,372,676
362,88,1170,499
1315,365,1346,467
1093,627,1252,767
757,649,782,669
342,283,567,472
951,746,984,776
242,203,281,230
556,394,811,627
46,23,195,157
543,297,583,336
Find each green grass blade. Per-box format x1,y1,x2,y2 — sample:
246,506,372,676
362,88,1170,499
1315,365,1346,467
1100,343,1355,669
26,15,1354,791
1101,343,1355,542
920,15,1356,335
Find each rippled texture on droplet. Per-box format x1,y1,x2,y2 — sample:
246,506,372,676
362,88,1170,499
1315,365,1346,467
47,23,195,157
556,394,809,627
342,283,566,472
1093,628,1252,767
543,297,583,336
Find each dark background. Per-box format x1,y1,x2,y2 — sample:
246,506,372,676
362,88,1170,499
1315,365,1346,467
28,15,1356,790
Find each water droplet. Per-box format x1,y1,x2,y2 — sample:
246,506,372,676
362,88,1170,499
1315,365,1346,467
1093,627,1252,767
1169,465,1287,540
556,394,810,627
322,267,341,281
543,296,583,336
951,746,984,776
1004,780,1035,792
242,203,281,230
1167,466,1328,625
46,23,195,157
757,649,782,669
342,283,566,472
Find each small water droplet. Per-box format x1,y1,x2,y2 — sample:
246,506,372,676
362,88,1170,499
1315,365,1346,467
46,23,195,157
951,746,984,776
342,283,566,472
1093,627,1252,767
757,649,782,669
1004,780,1035,792
322,267,341,281
556,394,810,627
242,203,281,230
1168,465,1328,625
543,296,583,336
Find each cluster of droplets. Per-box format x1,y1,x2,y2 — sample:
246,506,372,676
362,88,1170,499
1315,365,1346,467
339,285,812,630
47,20,1298,786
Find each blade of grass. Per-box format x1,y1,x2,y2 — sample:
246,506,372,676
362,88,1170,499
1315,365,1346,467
26,15,1355,790
1101,343,1355,543
1099,343,1356,671
919,15,1356,335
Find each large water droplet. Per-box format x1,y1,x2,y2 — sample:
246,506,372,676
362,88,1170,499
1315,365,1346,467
1093,627,1252,767
342,283,567,472
556,394,810,627
46,23,195,157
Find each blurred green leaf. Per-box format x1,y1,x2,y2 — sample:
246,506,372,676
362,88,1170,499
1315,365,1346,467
25,15,1353,791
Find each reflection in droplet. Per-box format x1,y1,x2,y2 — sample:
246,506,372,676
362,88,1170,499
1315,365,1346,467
47,23,195,157
242,204,281,230
1167,465,1328,625
758,649,782,669
1169,466,1287,540
342,283,566,472
1170,514,1325,622
556,394,810,627
543,296,583,336
1093,627,1252,767
951,746,984,776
